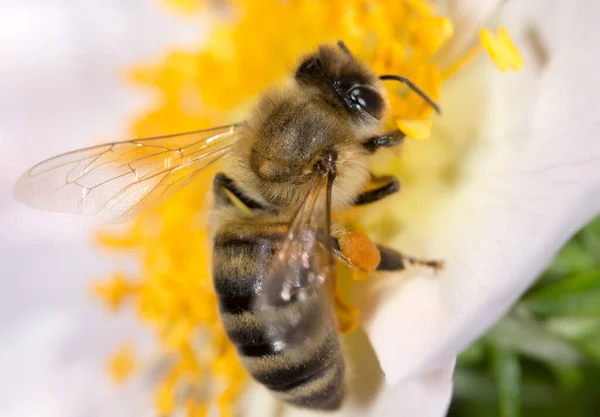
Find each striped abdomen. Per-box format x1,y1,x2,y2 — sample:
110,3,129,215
212,218,345,410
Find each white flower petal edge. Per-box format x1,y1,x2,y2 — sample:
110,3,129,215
358,0,600,385
238,331,455,417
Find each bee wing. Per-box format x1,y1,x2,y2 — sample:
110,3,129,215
13,124,241,223
253,168,335,337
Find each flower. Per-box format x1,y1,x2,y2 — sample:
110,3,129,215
1,1,599,417
86,0,556,415
97,0,475,414
93,0,600,415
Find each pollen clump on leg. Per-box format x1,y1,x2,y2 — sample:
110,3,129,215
337,230,381,272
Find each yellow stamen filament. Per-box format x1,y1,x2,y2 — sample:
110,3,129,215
442,43,483,80
443,26,523,80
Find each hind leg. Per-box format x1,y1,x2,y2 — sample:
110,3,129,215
331,229,442,333
375,244,444,272
333,229,443,273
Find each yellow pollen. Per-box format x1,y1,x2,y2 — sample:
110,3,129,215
396,119,433,140
108,344,136,382
94,0,523,413
93,273,135,312
165,0,204,13
480,27,524,72
443,26,523,79
156,379,177,415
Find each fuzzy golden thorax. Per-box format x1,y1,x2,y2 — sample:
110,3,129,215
224,43,391,212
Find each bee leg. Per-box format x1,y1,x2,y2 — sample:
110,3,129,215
213,173,265,210
362,130,405,153
376,244,444,273
333,230,443,273
332,230,381,272
353,175,400,206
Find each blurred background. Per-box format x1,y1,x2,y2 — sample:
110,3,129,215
1,1,599,417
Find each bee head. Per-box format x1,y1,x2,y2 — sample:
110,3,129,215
294,41,388,127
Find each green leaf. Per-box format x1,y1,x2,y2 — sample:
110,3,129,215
458,341,486,367
545,317,600,340
453,369,498,402
543,243,595,279
579,216,600,256
486,315,585,366
523,270,600,317
491,346,521,417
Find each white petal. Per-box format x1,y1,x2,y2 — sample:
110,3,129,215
0,237,156,417
239,331,455,417
361,0,600,385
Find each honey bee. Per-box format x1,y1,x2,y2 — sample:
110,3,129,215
13,41,442,411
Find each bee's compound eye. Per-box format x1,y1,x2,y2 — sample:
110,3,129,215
349,87,384,119
295,58,322,81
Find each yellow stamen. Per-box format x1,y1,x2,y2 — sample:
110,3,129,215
334,266,360,334
157,382,176,415
335,291,360,334
396,119,433,140
443,26,523,79
92,273,135,312
164,0,204,13
480,27,524,72
156,366,180,415
108,344,136,383
186,399,209,417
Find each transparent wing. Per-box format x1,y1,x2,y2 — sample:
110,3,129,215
13,124,240,223
253,168,335,341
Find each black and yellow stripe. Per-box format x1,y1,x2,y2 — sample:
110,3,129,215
213,218,345,410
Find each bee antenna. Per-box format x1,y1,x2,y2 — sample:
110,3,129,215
379,75,441,115
337,40,353,57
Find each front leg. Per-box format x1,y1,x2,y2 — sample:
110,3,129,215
353,175,400,206
362,129,405,153
213,172,265,210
